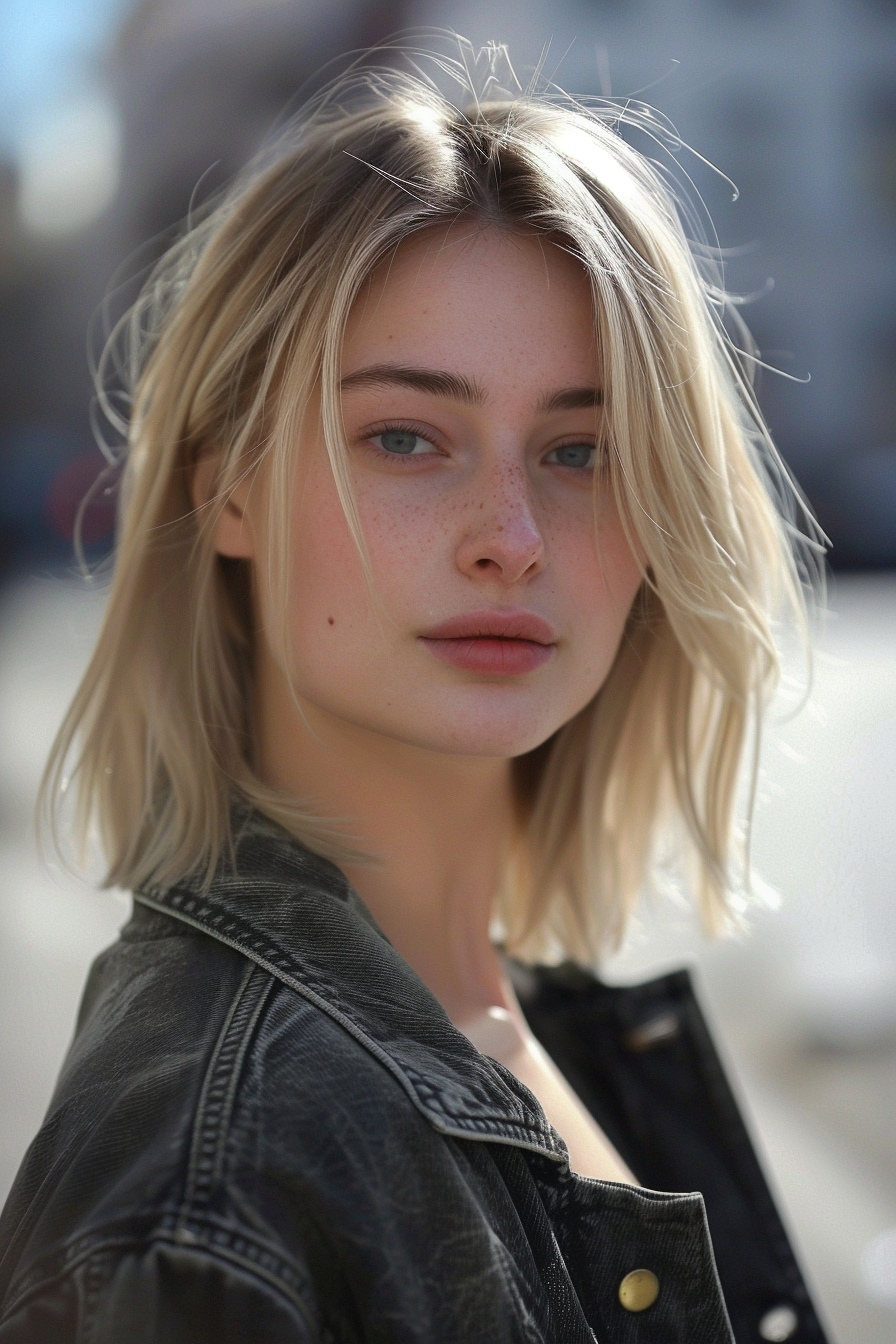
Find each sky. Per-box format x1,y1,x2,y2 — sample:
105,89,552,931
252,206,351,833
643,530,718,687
0,0,133,155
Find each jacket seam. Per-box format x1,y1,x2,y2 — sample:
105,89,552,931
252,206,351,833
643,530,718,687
134,892,565,1160
0,1218,318,1330
180,961,275,1216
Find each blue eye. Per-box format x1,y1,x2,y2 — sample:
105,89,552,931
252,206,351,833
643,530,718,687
374,430,430,456
546,444,595,469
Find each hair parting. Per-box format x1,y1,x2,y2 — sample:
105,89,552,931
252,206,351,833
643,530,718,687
42,37,824,963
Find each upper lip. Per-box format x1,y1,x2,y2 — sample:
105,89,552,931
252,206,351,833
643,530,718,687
419,610,558,644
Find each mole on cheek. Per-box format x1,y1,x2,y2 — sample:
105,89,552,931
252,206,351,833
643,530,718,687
327,617,335,626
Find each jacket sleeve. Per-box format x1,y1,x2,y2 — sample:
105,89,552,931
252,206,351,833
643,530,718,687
0,1240,320,1344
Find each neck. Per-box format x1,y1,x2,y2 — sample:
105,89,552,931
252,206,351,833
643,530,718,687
256,670,516,1024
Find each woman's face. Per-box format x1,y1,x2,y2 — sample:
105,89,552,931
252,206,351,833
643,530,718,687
251,224,644,761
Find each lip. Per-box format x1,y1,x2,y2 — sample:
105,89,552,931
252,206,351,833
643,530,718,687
418,610,558,676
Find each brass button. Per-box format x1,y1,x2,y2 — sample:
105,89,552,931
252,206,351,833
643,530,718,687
618,1268,660,1312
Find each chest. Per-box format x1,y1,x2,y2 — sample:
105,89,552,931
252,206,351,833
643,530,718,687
460,1005,637,1183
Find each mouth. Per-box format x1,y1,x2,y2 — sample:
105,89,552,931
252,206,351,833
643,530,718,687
417,610,557,676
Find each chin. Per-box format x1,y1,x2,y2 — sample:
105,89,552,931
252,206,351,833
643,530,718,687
411,700,568,760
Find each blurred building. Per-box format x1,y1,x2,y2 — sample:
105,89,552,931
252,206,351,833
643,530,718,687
411,0,896,563
108,0,406,258
0,0,894,569
0,0,408,577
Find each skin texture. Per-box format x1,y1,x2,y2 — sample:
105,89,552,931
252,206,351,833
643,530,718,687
197,224,643,1180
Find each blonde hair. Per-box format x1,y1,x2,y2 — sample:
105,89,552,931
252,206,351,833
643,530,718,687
44,44,821,962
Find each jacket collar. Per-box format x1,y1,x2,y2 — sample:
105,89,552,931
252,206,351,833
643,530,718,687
136,803,566,1164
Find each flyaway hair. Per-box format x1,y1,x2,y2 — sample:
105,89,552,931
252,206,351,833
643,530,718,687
42,38,823,963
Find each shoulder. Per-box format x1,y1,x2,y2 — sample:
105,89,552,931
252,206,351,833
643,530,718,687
0,903,329,1338
234,964,470,1194
0,902,453,1337
0,1235,320,1343
60,900,416,1142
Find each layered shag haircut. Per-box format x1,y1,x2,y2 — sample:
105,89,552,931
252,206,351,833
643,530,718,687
44,41,820,963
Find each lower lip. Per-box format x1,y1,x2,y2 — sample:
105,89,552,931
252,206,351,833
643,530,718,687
419,637,555,675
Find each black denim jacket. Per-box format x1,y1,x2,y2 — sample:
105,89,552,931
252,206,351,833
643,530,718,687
0,810,828,1344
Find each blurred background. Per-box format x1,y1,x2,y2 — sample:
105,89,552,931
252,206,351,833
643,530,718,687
0,1,894,1340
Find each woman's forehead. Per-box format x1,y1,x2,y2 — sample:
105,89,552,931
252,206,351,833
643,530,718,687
342,224,600,394
352,221,589,308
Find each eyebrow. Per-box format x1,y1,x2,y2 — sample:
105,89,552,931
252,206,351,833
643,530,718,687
340,364,485,405
340,364,603,414
537,386,603,412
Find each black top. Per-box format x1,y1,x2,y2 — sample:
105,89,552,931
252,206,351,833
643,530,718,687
0,807,828,1343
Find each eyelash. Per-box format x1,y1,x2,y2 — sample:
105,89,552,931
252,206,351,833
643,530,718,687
362,422,598,468
364,421,441,463
544,439,597,465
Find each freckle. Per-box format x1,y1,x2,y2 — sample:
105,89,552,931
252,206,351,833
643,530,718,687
327,617,335,626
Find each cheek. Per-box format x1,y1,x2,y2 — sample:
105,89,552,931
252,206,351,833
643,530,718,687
285,458,436,651
598,514,645,610
358,496,427,583
349,478,461,616
555,493,642,609
287,463,369,637
557,502,643,678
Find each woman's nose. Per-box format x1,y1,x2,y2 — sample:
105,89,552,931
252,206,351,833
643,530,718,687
454,462,546,584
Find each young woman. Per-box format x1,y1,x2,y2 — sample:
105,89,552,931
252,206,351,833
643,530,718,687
0,48,827,1344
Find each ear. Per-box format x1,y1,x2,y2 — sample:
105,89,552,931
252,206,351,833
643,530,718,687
191,451,255,560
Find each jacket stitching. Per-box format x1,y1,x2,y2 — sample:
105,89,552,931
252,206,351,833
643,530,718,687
134,891,565,1159
212,969,275,1189
537,972,825,1336
80,1244,115,1344
0,1217,318,1330
180,962,275,1215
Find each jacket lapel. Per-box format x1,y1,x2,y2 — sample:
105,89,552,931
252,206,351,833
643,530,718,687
137,806,567,1163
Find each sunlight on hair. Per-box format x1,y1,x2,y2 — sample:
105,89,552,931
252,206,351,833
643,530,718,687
41,35,824,965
